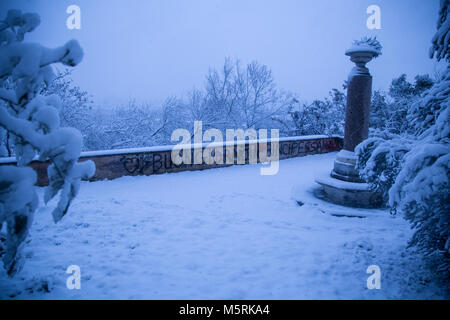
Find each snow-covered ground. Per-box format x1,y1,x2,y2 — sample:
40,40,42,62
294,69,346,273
0,153,445,299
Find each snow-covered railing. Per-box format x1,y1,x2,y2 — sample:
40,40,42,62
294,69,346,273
0,135,343,186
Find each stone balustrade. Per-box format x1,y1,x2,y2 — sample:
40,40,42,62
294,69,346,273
0,135,342,186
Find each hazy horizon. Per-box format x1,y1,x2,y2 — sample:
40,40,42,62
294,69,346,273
0,0,444,108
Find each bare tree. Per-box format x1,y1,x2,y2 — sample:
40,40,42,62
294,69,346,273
197,58,293,133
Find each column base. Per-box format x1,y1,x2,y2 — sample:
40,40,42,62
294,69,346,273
315,174,383,208
315,150,383,208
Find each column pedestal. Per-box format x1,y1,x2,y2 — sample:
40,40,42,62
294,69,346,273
316,150,383,208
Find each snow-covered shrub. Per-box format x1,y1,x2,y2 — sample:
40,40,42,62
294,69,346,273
0,166,38,274
407,72,449,136
355,138,384,171
289,88,345,136
389,142,449,274
357,0,450,281
387,75,419,135
359,78,449,277
0,69,94,156
322,88,346,136
369,74,435,138
356,138,411,203
359,87,449,279
0,10,95,275
369,90,389,131
429,0,449,62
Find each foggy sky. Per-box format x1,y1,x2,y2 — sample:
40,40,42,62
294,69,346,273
0,0,442,107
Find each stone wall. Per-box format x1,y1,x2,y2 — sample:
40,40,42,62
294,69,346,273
0,135,343,186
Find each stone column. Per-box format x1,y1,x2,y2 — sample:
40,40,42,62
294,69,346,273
331,49,375,183
343,70,371,152
315,41,382,208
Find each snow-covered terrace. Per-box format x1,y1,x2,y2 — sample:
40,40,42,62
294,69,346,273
0,152,444,299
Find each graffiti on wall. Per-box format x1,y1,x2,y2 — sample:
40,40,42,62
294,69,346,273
118,138,342,176
3,137,343,186
120,153,165,174
119,151,205,175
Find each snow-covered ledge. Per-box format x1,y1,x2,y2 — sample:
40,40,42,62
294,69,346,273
0,135,343,186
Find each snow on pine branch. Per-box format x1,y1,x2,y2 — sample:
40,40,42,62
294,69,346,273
0,10,40,43
0,166,38,275
429,0,450,61
0,9,95,276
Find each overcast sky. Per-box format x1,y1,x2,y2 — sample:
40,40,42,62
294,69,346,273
1,0,443,107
